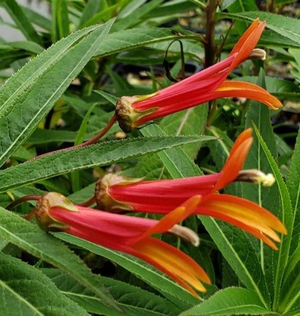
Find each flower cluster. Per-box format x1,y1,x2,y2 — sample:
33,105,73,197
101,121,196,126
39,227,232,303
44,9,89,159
34,192,210,297
95,129,286,250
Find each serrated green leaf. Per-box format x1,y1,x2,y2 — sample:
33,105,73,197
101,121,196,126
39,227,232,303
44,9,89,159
286,129,300,268
51,0,70,42
0,207,119,311
243,71,279,302
179,287,275,316
54,233,198,310
94,27,197,58
0,252,89,316
44,269,180,316
252,124,293,310
0,135,205,193
0,20,113,167
112,0,163,32
219,12,300,45
141,125,209,178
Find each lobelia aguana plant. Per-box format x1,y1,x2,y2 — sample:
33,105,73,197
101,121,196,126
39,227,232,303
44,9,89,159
0,0,299,315
115,19,282,132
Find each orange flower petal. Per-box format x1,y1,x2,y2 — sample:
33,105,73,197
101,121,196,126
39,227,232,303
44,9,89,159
197,194,287,249
214,134,253,192
198,207,278,250
230,19,266,70
137,195,201,240
208,194,287,234
230,19,260,55
216,80,283,110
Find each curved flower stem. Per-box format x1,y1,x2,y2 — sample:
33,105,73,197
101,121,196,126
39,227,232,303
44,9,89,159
78,195,96,207
32,114,117,161
6,195,41,210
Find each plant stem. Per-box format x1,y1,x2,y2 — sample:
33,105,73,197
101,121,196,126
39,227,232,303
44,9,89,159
204,0,217,68
32,113,117,161
78,195,96,207
6,195,41,210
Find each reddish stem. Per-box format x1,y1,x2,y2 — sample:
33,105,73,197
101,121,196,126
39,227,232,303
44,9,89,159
32,113,117,161
6,195,41,210
78,195,96,207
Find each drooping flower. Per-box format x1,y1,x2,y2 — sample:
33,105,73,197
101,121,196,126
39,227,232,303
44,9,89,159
95,129,287,250
115,19,282,132
34,192,210,297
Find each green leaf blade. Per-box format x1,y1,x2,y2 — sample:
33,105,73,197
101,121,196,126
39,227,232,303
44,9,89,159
0,20,114,167
0,135,206,193
0,252,90,316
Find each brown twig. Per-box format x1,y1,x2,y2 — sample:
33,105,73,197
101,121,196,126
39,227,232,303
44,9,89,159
6,195,41,210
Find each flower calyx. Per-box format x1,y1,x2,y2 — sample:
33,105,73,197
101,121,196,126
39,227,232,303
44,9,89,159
34,192,78,231
115,95,157,132
95,173,142,212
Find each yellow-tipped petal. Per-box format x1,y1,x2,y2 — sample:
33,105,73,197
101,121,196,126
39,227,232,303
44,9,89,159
216,80,283,110
132,237,210,296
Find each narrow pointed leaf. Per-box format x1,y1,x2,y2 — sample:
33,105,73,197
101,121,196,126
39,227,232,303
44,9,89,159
0,20,114,167
179,288,275,316
2,0,41,44
93,27,197,58
0,253,89,316
0,135,206,193
44,269,180,316
286,129,300,262
252,124,293,310
219,12,300,45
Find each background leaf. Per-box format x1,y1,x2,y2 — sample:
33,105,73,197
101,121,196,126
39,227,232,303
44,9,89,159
0,252,89,316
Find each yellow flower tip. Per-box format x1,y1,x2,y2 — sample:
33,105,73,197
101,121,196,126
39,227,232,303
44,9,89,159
236,169,275,187
169,225,200,247
249,48,267,60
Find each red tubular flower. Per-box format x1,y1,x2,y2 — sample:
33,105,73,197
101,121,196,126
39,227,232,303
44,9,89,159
95,129,287,250
34,192,210,297
115,19,282,132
